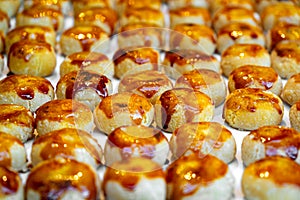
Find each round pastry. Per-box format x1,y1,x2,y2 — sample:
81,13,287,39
72,0,112,15
175,69,227,106
116,0,162,15
120,7,165,27
289,101,300,132
266,23,300,51
0,104,34,143
212,6,260,33
260,2,300,31
210,0,255,14
74,7,118,36
167,0,209,10
56,71,77,99
242,125,300,166
35,99,94,136
271,40,300,79
242,156,300,200
281,73,300,106
93,92,154,135
25,157,101,200
8,40,56,77
154,88,214,133
223,88,284,130
31,128,103,168
118,70,173,104
166,154,234,200
104,125,169,166
0,74,55,112
59,51,113,78
169,122,236,164
16,5,64,33
117,23,164,49
163,49,220,79
0,166,23,200
5,25,56,54
217,22,265,54
0,132,26,171
103,157,166,200
228,65,282,95
23,0,71,16
0,0,21,17
220,43,270,77
113,47,160,79
0,10,9,34
170,23,217,55
169,6,211,28
60,25,109,56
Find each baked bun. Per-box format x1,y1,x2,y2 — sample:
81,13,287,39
210,0,254,14
8,40,56,77
104,125,169,166
221,43,270,77
163,49,220,79
217,22,265,54
116,0,162,15
166,154,234,200
5,25,56,54
170,23,217,55
113,47,160,79
71,0,111,15
289,101,300,132
223,88,284,130
271,40,300,79
93,92,154,135
0,10,9,34
0,0,21,17
0,132,26,171
242,126,300,166
16,5,64,33
242,156,300,200
169,6,211,28
23,0,71,16
0,166,23,199
170,122,236,164
31,128,103,168
281,73,300,106
260,2,300,31
117,23,164,49
175,69,227,106
56,71,77,99
118,70,173,104
60,25,109,56
0,74,55,112
74,7,118,36
228,65,282,95
103,157,166,200
35,99,94,136
212,6,260,33
154,88,214,133
25,157,101,200
167,0,209,10
0,104,34,143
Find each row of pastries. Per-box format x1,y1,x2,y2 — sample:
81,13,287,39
0,0,300,200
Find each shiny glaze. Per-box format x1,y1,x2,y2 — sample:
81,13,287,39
103,157,165,192
269,24,300,50
68,51,109,67
213,6,258,24
124,7,164,23
58,71,77,99
0,132,23,168
250,126,300,160
0,166,20,196
261,3,300,22
118,0,161,9
222,43,266,57
170,6,210,21
26,0,68,9
98,93,153,125
274,41,300,62
230,65,277,90
0,104,34,128
25,158,99,200
172,122,232,158
166,154,228,198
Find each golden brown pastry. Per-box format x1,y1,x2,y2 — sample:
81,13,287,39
118,70,173,104
103,157,166,200
210,0,255,14
0,0,21,17
223,88,284,130
166,154,234,200
8,40,56,77
23,0,71,15
56,71,77,99
170,23,217,55
242,156,300,200
0,104,34,143
116,0,162,15
163,49,220,79
254,0,280,14
60,25,109,56
104,125,169,166
154,88,214,133
289,101,300,132
0,74,55,112
35,99,94,136
0,166,23,200
94,92,154,135
71,0,112,15
228,65,282,95
167,0,209,10
175,69,227,106
0,10,9,34
25,157,101,200
281,73,300,106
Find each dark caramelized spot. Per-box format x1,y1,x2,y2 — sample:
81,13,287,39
218,22,261,41
0,133,23,168
57,71,77,99
69,52,108,67
0,104,34,127
274,41,300,63
0,166,20,196
270,24,300,50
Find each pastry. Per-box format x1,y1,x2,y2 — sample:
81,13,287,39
0,0,21,17
0,10,9,34
210,0,255,14
71,0,112,15
116,0,162,15
281,73,300,106
167,0,209,10
154,88,214,133
23,0,71,16
289,101,300,132
0,166,23,200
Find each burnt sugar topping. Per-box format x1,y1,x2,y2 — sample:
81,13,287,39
0,132,23,167
218,22,262,40
0,166,20,196
69,51,109,67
